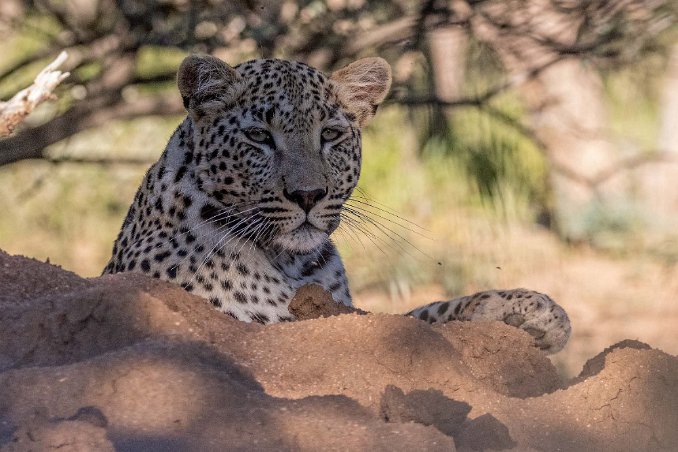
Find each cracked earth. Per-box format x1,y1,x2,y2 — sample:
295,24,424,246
0,251,676,451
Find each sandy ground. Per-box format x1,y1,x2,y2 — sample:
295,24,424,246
0,250,676,451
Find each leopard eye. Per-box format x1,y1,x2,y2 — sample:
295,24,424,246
245,128,273,144
321,128,342,142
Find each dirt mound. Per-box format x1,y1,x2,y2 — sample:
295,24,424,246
288,283,368,319
0,251,676,451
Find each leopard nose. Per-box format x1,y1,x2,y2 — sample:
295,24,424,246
283,188,327,213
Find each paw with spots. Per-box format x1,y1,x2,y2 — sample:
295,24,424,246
408,289,571,354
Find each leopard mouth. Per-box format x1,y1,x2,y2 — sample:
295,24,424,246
290,221,328,242
297,220,324,233
271,220,329,253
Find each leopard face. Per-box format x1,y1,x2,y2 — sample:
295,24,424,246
178,56,391,254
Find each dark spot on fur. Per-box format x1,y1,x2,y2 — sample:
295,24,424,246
236,263,249,276
251,313,269,324
210,297,222,307
166,265,178,279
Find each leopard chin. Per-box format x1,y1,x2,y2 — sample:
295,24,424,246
272,223,329,254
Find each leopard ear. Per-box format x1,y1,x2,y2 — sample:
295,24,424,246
177,54,243,118
331,57,392,127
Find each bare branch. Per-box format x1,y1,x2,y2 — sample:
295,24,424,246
0,47,59,85
46,156,156,165
0,93,184,166
0,52,69,138
342,17,416,56
589,151,678,188
393,56,563,108
392,95,483,108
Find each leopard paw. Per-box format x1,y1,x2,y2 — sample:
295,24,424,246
462,289,571,354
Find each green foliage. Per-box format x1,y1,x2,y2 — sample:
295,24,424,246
603,56,664,150
0,116,180,276
0,161,145,275
333,105,548,297
0,3,675,302
0,14,62,97
136,46,187,79
419,106,547,218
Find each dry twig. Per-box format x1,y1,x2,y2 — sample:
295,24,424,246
0,51,69,138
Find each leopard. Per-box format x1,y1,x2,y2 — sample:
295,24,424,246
103,54,571,353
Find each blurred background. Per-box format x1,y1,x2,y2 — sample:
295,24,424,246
0,0,676,377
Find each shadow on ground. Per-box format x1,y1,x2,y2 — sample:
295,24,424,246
0,251,676,451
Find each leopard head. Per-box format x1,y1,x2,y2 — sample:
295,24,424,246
175,55,391,254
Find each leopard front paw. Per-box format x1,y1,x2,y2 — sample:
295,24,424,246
463,289,571,354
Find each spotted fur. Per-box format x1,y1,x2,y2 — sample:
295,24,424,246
104,55,571,353
406,289,571,353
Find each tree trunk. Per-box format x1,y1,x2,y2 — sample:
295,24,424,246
425,25,468,143
658,44,678,154
428,27,467,103
632,44,678,246
520,59,622,241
